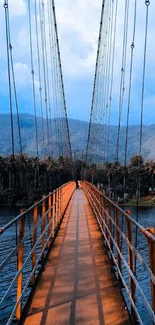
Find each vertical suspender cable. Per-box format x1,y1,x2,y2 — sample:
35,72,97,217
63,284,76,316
85,0,106,172
124,0,137,168
115,0,129,163
39,0,50,155
34,0,45,145
120,0,137,250
52,0,74,176
4,2,23,157
135,0,150,274
42,1,52,155
104,1,113,163
107,0,118,163
3,1,15,158
27,0,39,158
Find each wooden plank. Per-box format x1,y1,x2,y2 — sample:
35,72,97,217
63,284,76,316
21,190,131,325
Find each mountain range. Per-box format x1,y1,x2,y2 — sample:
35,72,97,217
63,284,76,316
0,113,155,162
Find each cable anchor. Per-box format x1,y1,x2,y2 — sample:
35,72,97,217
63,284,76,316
145,0,150,6
3,3,8,9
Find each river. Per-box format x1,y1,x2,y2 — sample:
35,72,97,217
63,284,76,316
0,206,155,324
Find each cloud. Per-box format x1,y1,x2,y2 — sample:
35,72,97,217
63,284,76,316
14,62,31,87
0,0,155,125
55,0,102,78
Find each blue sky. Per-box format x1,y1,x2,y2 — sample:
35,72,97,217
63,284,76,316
0,0,155,125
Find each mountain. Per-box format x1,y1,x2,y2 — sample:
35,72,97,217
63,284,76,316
0,113,155,162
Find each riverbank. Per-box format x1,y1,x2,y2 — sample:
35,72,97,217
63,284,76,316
119,199,155,207
0,201,32,208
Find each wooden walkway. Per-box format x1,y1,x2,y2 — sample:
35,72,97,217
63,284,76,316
21,189,131,325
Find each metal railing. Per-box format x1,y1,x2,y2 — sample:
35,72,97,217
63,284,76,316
0,181,76,325
80,181,155,325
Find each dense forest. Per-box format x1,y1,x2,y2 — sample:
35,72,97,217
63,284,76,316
0,154,155,206
0,155,73,206
85,155,155,202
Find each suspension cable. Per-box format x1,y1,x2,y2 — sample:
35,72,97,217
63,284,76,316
85,0,106,171
34,0,45,145
107,0,118,163
115,0,130,163
135,0,150,274
124,0,137,168
3,1,15,158
27,0,39,158
42,0,52,155
4,2,23,156
39,0,50,155
52,0,73,172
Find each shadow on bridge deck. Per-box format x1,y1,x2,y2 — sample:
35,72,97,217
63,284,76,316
20,189,131,325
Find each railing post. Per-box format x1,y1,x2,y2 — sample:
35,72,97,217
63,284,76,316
58,188,61,222
99,193,102,225
41,196,46,259
52,191,56,237
61,188,63,215
104,196,108,241
55,190,57,225
48,193,52,248
60,187,62,220
32,203,38,284
102,196,106,237
108,201,113,252
16,210,24,320
148,238,155,314
115,206,121,273
57,188,60,224
56,189,58,225
126,211,136,319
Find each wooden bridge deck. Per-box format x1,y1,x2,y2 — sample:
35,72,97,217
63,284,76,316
21,189,131,325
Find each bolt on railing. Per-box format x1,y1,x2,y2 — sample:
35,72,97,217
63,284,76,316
0,181,76,325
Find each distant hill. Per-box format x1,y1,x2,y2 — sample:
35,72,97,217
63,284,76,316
0,113,155,162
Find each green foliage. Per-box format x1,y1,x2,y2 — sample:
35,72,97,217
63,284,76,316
0,154,73,206
85,155,155,199
130,155,144,167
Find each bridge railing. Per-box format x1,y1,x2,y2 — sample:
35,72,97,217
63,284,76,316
0,181,76,325
80,181,155,324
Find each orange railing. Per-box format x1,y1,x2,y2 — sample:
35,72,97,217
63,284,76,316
0,181,76,325
80,181,155,324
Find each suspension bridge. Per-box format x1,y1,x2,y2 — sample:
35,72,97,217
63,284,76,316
0,0,155,324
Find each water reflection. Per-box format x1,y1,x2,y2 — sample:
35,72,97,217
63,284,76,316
127,206,155,229
0,207,20,227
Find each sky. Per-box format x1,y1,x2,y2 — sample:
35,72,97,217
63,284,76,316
0,0,155,125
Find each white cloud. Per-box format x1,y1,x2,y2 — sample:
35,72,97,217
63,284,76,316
0,0,155,124
14,62,39,91
55,0,102,77
14,62,31,86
